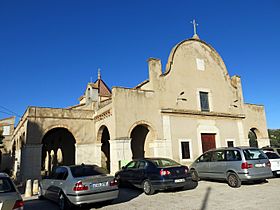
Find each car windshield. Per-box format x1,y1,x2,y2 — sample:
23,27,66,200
70,165,107,178
0,177,16,193
150,159,180,167
243,149,267,160
265,152,280,159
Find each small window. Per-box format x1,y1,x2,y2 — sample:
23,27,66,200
181,142,191,159
227,141,234,147
138,161,146,169
199,91,210,112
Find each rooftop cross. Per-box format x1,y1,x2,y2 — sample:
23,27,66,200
190,19,198,35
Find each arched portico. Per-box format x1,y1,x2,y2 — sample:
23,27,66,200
248,128,259,148
41,127,76,175
129,122,156,159
97,125,111,173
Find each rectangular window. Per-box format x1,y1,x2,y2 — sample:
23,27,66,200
181,142,190,159
196,58,205,71
227,141,234,147
199,91,210,112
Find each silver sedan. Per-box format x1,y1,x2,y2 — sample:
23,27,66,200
39,164,119,210
0,173,24,210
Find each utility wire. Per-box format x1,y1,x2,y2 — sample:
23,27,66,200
0,105,21,118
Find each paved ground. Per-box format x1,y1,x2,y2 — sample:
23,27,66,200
23,177,280,210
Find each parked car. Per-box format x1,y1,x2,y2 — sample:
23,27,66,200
263,150,280,176
115,158,192,195
39,164,119,210
190,147,273,188
0,173,24,210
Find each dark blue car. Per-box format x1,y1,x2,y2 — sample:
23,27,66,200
115,158,192,195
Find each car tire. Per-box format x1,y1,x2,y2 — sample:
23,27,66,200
38,185,44,200
227,172,241,188
58,193,71,210
190,169,200,182
142,179,155,195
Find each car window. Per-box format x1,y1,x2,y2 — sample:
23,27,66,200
265,152,280,159
243,149,267,160
54,167,68,180
138,161,146,169
198,152,212,162
225,150,241,161
0,177,16,193
211,151,225,162
126,161,138,169
70,165,107,178
150,159,180,167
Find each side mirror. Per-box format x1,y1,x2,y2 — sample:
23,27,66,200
121,166,125,170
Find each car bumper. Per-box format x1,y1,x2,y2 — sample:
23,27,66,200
66,189,119,205
150,176,192,190
238,172,273,181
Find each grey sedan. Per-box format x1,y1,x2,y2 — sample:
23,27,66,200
39,164,119,210
0,173,24,210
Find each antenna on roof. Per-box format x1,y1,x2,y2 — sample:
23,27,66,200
98,68,101,80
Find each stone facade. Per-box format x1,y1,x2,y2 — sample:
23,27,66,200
9,35,269,182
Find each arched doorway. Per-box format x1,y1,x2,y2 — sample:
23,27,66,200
248,128,258,148
41,127,76,175
98,126,110,173
130,124,152,160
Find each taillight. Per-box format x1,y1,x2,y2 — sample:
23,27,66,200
110,179,118,186
13,199,24,210
160,169,171,176
241,162,253,169
266,161,271,168
73,181,89,191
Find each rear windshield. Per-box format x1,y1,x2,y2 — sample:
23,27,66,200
70,165,107,178
150,159,180,167
265,152,280,159
0,177,16,193
243,149,267,160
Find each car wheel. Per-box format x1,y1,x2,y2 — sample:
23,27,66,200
142,179,155,195
58,193,71,210
227,172,241,188
38,185,44,200
190,169,200,182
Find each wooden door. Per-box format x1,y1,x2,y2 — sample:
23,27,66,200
201,134,216,153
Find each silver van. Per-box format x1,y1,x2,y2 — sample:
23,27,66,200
190,147,273,188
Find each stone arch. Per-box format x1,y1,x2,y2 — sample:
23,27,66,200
248,128,260,148
41,127,76,176
97,125,111,173
129,121,156,159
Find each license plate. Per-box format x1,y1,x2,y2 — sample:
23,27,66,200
277,171,280,174
174,178,185,183
255,163,265,168
92,182,108,188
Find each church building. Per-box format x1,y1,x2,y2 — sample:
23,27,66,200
10,32,269,181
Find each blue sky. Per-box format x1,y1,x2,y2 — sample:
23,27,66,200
0,0,280,129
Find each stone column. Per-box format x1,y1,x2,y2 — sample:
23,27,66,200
162,115,173,158
21,144,42,181
110,139,132,175
257,138,270,148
